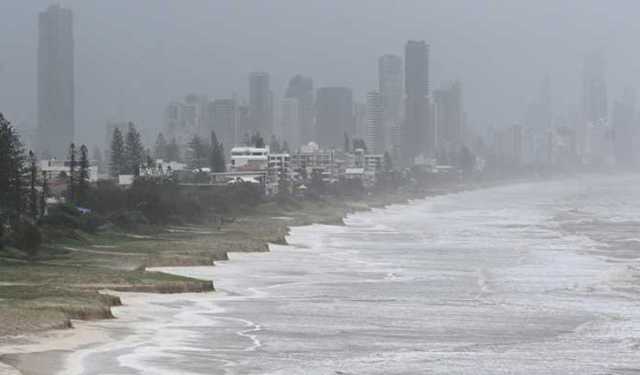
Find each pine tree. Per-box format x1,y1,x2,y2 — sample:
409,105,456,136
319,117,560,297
251,132,265,148
78,144,90,204
124,122,144,176
0,113,28,224
217,143,226,172
188,135,208,170
29,151,38,220
110,127,125,177
68,143,77,203
40,171,48,218
210,131,227,173
154,132,168,160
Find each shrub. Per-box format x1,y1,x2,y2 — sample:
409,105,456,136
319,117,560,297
14,221,42,259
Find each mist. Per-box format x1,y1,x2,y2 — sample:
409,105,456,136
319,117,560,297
1,0,639,146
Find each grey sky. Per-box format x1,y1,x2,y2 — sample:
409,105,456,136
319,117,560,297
1,0,638,146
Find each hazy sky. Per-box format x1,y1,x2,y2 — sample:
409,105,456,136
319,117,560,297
1,0,639,147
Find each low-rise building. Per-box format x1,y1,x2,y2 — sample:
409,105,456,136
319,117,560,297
230,146,269,171
39,159,99,182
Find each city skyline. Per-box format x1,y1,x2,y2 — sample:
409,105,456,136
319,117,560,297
3,1,639,149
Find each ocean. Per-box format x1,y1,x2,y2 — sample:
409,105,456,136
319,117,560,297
58,175,640,374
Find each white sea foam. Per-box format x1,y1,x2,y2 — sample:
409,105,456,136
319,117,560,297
55,175,640,374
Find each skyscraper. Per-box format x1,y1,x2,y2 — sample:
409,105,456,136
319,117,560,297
280,98,300,148
365,91,384,153
315,87,354,149
249,72,274,137
378,54,403,125
209,98,237,149
38,4,74,159
404,40,433,163
433,81,464,152
285,75,314,145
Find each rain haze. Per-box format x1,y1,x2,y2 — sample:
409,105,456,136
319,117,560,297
0,0,639,145
2,2,640,375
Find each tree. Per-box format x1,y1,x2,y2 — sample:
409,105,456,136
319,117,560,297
166,137,181,162
68,143,77,203
124,122,144,176
344,132,350,153
78,144,90,204
154,132,168,160
188,135,209,170
352,138,367,152
0,114,28,239
251,131,265,148
40,171,48,217
210,131,226,173
15,221,42,259
110,127,125,177
29,151,38,220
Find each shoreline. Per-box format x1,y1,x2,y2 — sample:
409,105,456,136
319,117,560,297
0,176,543,375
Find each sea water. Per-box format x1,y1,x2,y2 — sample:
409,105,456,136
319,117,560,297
61,175,640,374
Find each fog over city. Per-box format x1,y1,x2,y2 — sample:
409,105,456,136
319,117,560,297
4,2,640,374
1,0,639,146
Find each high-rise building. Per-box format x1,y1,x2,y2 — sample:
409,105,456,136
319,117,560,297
433,81,464,152
353,101,368,141
236,103,251,143
285,75,314,145
209,98,237,149
378,54,404,125
164,94,208,146
249,72,274,137
280,98,300,148
365,91,385,153
38,4,74,159
315,87,354,149
404,40,433,163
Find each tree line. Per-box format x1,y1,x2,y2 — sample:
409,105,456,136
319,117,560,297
0,113,92,256
109,125,227,176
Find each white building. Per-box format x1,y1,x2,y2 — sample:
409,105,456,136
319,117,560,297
230,146,269,171
364,154,384,173
291,142,337,177
268,153,291,195
39,159,99,182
